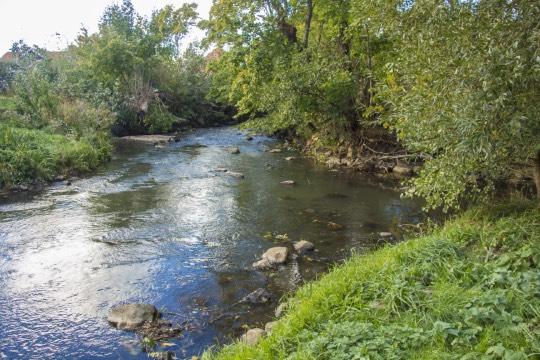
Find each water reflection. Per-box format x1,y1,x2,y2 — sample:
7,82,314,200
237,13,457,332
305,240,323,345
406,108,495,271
0,127,424,359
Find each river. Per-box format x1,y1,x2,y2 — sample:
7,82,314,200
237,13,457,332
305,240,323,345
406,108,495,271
0,127,423,359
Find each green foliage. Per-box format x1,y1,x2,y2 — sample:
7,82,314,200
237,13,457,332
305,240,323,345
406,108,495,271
13,63,60,127
72,0,223,133
203,201,540,359
204,0,373,138
0,121,111,187
205,0,540,210
0,41,115,187
0,95,16,111
143,102,179,134
0,62,17,92
376,0,540,210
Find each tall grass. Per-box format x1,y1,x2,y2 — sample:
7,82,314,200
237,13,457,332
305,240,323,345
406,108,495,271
0,123,111,188
203,201,540,359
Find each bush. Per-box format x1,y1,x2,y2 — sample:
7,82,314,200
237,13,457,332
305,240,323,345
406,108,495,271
143,102,182,134
13,65,60,128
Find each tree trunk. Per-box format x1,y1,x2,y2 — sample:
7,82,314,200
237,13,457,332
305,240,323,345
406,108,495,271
303,0,313,48
534,149,540,201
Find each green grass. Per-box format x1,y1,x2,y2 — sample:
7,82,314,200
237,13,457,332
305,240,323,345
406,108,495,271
0,94,16,111
203,201,540,360
0,123,111,188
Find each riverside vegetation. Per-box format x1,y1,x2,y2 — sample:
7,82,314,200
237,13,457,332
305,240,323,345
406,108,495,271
0,0,229,190
0,0,539,358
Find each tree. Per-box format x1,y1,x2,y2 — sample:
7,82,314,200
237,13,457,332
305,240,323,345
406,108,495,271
377,0,540,210
73,0,200,133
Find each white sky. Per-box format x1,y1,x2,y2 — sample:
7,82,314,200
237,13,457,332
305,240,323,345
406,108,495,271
0,0,213,54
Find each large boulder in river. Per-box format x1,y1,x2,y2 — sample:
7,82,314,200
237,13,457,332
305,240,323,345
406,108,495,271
262,247,288,265
107,303,159,330
253,247,289,269
227,146,240,154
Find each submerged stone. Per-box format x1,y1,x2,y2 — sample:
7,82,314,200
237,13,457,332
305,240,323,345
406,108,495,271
242,288,272,304
226,171,245,179
280,180,296,185
327,222,344,231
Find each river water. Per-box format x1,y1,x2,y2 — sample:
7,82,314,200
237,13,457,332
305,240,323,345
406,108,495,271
0,127,423,359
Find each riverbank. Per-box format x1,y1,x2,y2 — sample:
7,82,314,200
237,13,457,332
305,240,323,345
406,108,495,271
0,95,112,191
0,123,112,191
203,199,540,359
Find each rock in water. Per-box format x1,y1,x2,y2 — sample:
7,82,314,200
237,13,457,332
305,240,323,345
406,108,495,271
393,163,413,176
242,328,266,345
107,304,159,330
326,157,341,168
242,288,272,304
379,232,393,239
262,247,288,265
226,171,245,179
327,222,344,231
269,148,282,153
253,258,272,270
227,146,240,154
149,351,174,360
293,240,314,254
284,156,295,161
280,180,296,186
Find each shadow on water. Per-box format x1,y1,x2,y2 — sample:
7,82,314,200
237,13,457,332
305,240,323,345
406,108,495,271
0,127,426,359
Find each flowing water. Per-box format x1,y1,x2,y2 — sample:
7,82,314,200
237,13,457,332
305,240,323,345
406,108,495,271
0,127,424,359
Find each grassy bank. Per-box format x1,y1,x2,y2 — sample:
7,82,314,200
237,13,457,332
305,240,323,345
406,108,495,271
0,96,112,189
203,201,540,359
0,124,111,188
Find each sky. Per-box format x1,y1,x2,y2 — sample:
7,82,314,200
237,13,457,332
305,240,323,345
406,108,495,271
0,0,213,54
